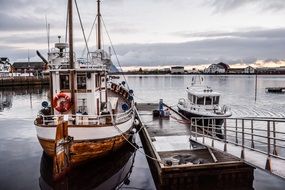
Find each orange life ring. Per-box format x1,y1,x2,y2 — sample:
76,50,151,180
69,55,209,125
52,93,72,113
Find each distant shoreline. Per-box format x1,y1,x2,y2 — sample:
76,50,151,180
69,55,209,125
110,72,285,75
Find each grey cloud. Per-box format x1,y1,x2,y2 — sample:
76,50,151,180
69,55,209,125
208,0,285,12
112,36,285,66
3,35,285,67
175,28,285,39
0,45,36,61
0,12,45,31
0,35,47,44
0,33,83,44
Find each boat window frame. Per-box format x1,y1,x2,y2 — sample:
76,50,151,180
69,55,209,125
188,93,193,102
77,73,87,90
95,74,100,88
59,73,70,90
193,95,197,104
213,96,220,105
197,96,204,105
205,96,212,105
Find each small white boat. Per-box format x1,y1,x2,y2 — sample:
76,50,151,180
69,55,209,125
177,76,232,138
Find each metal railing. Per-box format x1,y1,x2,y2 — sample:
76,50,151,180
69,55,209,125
190,117,285,172
39,107,133,126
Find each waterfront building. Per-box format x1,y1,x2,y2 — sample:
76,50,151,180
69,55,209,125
171,66,184,74
12,61,46,76
204,62,230,74
244,66,255,74
0,57,11,78
228,68,244,74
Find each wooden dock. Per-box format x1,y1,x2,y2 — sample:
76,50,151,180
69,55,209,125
0,77,49,87
135,103,254,190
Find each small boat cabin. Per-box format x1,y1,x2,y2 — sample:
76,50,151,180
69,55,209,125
186,86,221,106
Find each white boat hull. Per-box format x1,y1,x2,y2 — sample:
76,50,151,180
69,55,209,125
35,116,134,141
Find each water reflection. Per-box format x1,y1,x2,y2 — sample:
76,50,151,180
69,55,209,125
39,144,136,190
0,90,13,111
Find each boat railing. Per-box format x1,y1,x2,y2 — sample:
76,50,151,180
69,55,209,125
190,117,285,162
185,102,230,114
49,61,70,69
76,63,107,70
39,107,133,126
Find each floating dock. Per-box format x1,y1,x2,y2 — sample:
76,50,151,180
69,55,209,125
265,87,285,93
135,103,254,190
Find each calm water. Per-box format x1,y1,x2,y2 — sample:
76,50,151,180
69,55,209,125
1,75,285,190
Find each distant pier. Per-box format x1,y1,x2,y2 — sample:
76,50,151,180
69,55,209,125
266,87,285,93
0,77,49,87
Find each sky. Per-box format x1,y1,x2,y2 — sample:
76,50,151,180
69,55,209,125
1,0,285,69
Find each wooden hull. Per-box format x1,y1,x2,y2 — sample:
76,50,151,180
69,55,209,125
39,143,135,189
38,133,132,164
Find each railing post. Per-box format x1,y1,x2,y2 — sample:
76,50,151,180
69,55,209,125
224,118,227,152
202,118,205,144
235,119,238,144
211,119,214,147
241,119,245,159
251,120,255,149
272,121,278,156
265,121,272,172
189,118,192,139
195,119,198,141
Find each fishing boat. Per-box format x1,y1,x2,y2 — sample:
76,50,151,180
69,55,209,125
34,0,135,168
177,76,232,138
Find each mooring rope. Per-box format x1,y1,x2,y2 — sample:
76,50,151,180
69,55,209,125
113,123,164,164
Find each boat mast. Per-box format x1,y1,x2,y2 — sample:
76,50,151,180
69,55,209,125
97,0,102,50
68,0,76,114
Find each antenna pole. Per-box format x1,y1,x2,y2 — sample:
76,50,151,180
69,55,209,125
45,15,50,53
68,0,74,69
68,0,75,114
97,0,101,49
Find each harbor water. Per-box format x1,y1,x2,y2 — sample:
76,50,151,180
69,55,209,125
1,75,285,189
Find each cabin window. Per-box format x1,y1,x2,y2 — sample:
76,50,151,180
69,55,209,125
205,97,212,105
77,75,86,89
188,94,192,101
193,96,197,104
60,74,70,90
213,96,219,104
95,75,100,88
197,97,204,105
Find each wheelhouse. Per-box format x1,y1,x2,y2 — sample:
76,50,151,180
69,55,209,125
187,89,221,106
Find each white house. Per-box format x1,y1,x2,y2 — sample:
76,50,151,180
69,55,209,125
204,62,229,74
244,66,255,74
0,58,11,78
171,66,184,74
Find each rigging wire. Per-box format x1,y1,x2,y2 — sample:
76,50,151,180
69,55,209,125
113,123,164,164
74,0,90,59
110,106,163,165
101,17,130,90
81,15,98,58
65,1,69,43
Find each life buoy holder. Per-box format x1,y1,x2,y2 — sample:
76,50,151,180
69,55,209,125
52,93,72,113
